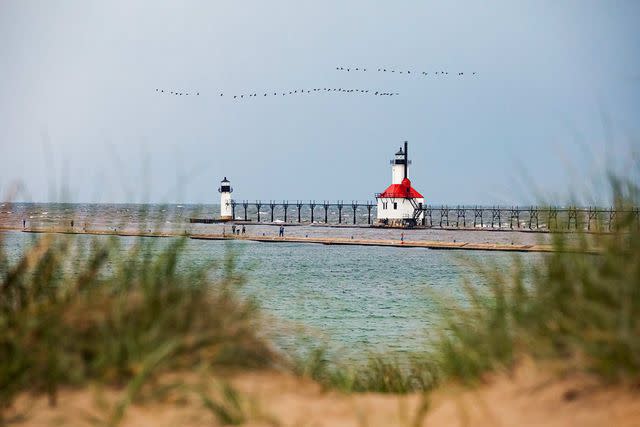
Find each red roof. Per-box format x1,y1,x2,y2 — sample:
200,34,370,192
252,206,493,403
377,178,424,199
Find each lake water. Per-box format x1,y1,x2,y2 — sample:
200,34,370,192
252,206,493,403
1,203,542,358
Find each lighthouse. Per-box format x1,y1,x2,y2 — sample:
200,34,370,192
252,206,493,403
218,177,233,221
375,142,424,226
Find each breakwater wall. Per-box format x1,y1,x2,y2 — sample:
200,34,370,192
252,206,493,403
0,226,568,253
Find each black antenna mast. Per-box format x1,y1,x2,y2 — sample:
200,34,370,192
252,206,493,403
404,141,408,180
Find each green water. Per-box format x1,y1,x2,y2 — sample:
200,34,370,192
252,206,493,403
2,231,532,358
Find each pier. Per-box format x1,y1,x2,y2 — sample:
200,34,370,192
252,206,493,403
190,202,640,232
189,233,559,253
1,226,562,253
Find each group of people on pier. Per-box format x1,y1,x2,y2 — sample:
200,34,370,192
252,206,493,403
228,225,246,236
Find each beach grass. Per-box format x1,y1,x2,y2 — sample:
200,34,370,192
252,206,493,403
302,178,640,392
0,232,276,422
429,189,639,385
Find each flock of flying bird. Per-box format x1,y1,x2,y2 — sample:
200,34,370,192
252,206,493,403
228,88,399,99
155,89,200,96
154,65,476,99
335,66,477,77
155,87,399,99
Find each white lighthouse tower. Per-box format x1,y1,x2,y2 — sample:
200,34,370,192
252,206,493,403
218,177,233,221
375,142,424,226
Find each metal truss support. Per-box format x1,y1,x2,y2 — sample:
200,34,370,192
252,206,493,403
424,207,433,227
456,206,466,228
296,201,303,223
491,207,501,228
567,207,578,230
323,202,329,224
528,207,539,229
242,201,248,221
310,201,316,223
439,206,450,227
255,202,262,222
473,207,483,228
548,207,558,230
587,207,598,231
509,207,519,229
608,208,616,231
351,202,359,225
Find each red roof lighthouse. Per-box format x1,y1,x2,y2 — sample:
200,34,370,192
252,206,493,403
375,142,425,226
378,177,424,199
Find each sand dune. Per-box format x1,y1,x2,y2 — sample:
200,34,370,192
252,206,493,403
8,363,639,427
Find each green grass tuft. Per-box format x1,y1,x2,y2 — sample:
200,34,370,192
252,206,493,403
0,233,276,415
428,183,640,385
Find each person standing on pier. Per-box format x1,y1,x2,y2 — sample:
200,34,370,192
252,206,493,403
241,225,246,235
71,220,74,228
231,225,236,235
22,219,26,229
401,232,404,244
279,225,284,237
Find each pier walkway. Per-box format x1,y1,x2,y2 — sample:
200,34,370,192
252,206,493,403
190,233,556,253
1,226,565,253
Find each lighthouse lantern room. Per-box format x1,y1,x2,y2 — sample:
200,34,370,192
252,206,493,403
218,177,233,221
375,142,424,226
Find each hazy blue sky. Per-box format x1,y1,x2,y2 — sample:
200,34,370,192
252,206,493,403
1,1,639,205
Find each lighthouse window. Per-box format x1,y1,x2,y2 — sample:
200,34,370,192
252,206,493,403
393,202,397,210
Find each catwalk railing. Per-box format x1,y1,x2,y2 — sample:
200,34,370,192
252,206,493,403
202,201,640,231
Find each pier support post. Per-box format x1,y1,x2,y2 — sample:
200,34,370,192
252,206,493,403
491,207,500,229
283,202,289,223
351,202,358,225
567,207,578,230
270,201,276,222
366,203,373,224
323,202,329,223
456,206,466,228
337,201,343,224
438,206,447,227
547,207,558,230
256,202,262,222
474,206,483,228
587,207,598,230
509,207,519,229
310,201,316,223
438,206,450,227
243,201,248,221
529,207,539,229
424,206,432,227
608,208,615,231
297,201,303,223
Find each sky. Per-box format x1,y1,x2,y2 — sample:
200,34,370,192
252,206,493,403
1,0,639,205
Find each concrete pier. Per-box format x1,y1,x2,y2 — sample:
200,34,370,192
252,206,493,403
190,233,558,253
0,226,566,253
